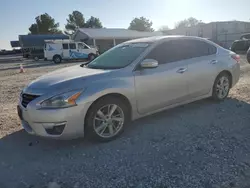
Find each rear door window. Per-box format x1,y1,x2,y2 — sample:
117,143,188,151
145,39,217,64
179,39,217,58
62,43,69,49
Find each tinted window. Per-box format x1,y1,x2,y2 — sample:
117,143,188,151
145,42,170,64
146,39,217,65
176,39,217,58
189,40,217,57
62,43,69,49
69,43,76,49
145,40,192,64
232,41,247,51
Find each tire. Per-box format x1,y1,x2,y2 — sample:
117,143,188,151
247,52,250,64
88,53,96,61
85,96,129,142
53,55,62,64
34,56,39,61
212,72,231,101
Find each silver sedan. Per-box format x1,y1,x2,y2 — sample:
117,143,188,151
18,36,240,142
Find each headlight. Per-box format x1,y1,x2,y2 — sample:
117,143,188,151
39,90,82,109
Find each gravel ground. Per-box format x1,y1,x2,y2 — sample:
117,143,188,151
0,58,250,188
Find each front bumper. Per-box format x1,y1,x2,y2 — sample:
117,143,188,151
18,100,92,139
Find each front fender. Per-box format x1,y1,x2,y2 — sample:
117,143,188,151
77,76,137,115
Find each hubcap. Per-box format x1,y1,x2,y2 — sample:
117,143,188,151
216,76,229,99
93,104,124,138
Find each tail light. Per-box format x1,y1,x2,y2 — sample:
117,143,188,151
231,54,240,63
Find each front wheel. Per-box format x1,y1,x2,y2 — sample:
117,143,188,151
212,73,231,101
34,56,39,61
85,97,129,142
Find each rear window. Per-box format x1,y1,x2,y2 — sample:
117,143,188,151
190,40,217,57
231,41,247,51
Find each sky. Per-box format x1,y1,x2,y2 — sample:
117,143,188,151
0,0,250,50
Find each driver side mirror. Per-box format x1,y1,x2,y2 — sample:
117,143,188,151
140,59,158,69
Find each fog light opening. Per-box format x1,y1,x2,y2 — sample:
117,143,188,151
45,124,66,135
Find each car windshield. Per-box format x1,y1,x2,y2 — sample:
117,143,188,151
86,42,150,69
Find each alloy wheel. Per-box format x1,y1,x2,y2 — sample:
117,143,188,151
93,104,124,138
216,76,230,99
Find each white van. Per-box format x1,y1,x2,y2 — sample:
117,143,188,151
44,40,98,64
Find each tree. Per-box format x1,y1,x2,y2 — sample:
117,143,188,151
65,11,85,35
29,13,62,34
158,25,171,35
65,11,103,35
158,25,170,32
128,17,154,32
175,17,204,29
84,16,103,28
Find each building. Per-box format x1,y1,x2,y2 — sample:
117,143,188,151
19,34,69,49
73,28,163,53
166,21,250,49
18,34,69,57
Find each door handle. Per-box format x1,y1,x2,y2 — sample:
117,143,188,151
210,60,218,64
176,68,187,73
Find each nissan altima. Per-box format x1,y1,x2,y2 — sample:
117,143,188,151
17,36,240,142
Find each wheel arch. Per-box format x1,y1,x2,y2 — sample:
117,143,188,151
84,93,133,126
216,70,233,88
53,54,62,59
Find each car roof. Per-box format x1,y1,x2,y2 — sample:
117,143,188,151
124,35,211,43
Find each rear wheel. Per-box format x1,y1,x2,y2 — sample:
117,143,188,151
212,72,231,101
34,56,39,61
53,55,62,64
85,97,129,142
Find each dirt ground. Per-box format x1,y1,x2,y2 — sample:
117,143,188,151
0,57,250,188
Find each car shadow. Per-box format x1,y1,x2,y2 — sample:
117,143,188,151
0,97,250,187
1,97,249,149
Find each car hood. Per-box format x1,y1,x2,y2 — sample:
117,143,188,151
24,65,110,94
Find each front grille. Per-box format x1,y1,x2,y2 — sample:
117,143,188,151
21,93,40,108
